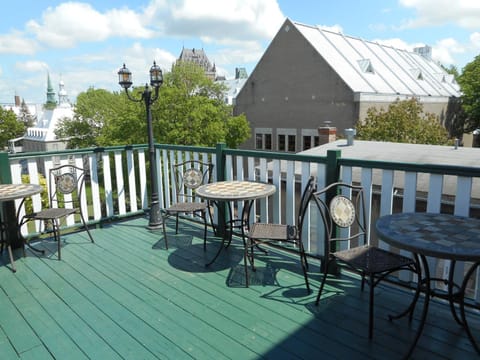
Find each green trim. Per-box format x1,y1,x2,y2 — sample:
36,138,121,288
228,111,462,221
340,158,480,177
326,150,341,186
0,152,12,184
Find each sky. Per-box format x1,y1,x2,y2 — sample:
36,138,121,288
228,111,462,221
1,0,479,105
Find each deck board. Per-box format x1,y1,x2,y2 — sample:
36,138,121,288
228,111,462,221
0,216,479,359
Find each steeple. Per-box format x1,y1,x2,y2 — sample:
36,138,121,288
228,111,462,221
58,77,70,107
45,72,57,109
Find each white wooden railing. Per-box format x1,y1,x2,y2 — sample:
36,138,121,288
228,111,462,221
4,144,480,303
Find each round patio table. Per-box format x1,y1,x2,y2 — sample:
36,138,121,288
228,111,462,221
196,180,276,266
0,183,43,272
376,212,480,358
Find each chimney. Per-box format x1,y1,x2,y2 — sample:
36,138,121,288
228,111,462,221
318,123,336,145
344,128,356,146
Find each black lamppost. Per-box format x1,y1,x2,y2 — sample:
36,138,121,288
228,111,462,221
118,61,163,229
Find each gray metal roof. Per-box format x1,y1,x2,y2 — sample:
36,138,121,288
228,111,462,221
292,20,461,99
299,140,480,199
301,140,479,168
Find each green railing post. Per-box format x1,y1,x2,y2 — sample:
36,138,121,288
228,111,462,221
0,152,12,184
215,143,227,237
326,149,341,186
324,149,342,274
0,152,22,248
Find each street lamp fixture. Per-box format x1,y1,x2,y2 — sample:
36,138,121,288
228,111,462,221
118,62,163,229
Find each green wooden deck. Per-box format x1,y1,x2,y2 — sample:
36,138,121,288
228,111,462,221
1,216,479,359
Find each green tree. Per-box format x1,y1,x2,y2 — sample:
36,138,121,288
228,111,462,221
154,62,250,148
356,98,452,145
0,107,25,149
55,88,126,148
457,55,480,132
57,62,250,149
442,64,460,80
18,99,35,128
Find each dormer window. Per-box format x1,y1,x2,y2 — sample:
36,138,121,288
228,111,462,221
358,59,375,74
411,69,424,80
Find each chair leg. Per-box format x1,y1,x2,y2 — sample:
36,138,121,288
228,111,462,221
202,211,207,251
6,244,16,273
53,219,61,260
316,259,332,305
80,213,94,243
244,244,249,288
175,214,179,234
161,212,168,250
298,243,310,293
368,274,374,339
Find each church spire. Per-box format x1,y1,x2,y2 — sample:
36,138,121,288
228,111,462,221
45,72,57,109
58,76,70,107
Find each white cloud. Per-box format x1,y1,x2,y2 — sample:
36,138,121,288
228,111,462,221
373,38,415,51
147,0,285,41
399,0,480,29
0,31,39,55
470,32,480,49
318,24,344,33
373,36,465,66
26,2,154,48
15,60,49,72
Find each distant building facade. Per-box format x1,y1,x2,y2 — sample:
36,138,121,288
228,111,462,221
22,74,72,153
216,67,248,105
234,18,461,152
176,48,248,105
177,47,217,80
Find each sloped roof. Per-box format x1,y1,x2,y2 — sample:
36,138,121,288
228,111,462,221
299,140,480,199
291,20,460,98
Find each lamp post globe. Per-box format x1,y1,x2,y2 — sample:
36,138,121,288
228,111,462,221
117,61,163,229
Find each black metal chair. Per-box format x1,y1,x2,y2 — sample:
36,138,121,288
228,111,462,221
245,176,316,292
161,160,214,250
19,164,94,260
313,182,416,338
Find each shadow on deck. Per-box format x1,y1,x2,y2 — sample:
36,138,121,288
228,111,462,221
0,216,479,359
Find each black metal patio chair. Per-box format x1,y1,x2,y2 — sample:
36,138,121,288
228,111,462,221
161,160,214,250
19,164,94,260
244,176,316,292
313,182,416,338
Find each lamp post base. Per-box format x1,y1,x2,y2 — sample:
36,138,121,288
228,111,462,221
147,202,163,230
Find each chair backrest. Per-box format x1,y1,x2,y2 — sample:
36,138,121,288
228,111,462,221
313,182,367,250
295,176,317,239
173,160,213,203
48,164,87,210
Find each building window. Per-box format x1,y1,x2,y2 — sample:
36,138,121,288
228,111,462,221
265,134,272,150
277,128,297,152
303,136,311,150
302,129,321,150
288,135,296,152
255,128,273,150
256,134,263,149
278,135,286,151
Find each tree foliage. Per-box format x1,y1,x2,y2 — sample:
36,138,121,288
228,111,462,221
457,55,480,132
56,62,250,149
18,100,36,128
356,98,452,145
0,107,25,149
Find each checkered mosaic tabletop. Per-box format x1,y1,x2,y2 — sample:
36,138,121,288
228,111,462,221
196,181,276,201
0,183,43,202
376,212,480,261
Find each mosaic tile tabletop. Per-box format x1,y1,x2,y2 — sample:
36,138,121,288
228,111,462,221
376,212,480,261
